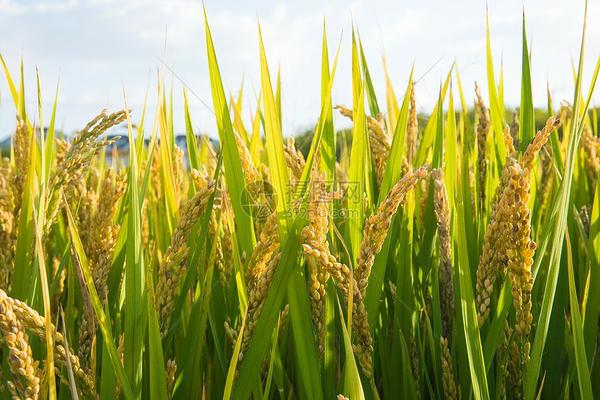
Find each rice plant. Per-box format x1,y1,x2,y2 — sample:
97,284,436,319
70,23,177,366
0,2,599,399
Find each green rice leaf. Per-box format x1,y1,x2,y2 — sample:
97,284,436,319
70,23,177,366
453,168,489,400
65,202,134,400
565,232,593,399
123,107,146,398
526,3,600,395
485,12,508,166
258,23,291,235
183,88,202,171
519,12,535,151
338,298,365,400
203,6,256,254
319,21,336,181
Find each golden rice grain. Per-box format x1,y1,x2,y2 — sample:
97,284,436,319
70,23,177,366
0,159,15,289
302,169,331,356
91,170,125,303
167,359,177,399
246,212,280,293
510,111,520,150
407,82,418,165
475,82,490,211
334,104,390,184
496,322,513,400
45,110,126,234
235,132,261,185
284,137,306,180
356,166,429,297
0,289,96,397
503,126,516,155
476,158,521,325
155,180,215,336
240,252,281,361
12,116,30,217
433,169,454,337
440,336,458,400
224,319,239,346
0,290,40,400
301,240,373,376
520,117,561,172
581,124,600,185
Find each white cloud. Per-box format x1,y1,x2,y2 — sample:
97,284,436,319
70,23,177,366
0,0,598,139
0,0,78,14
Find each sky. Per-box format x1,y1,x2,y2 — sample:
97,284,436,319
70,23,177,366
0,0,599,139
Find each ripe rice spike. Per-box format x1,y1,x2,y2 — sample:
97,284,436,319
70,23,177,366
519,116,561,172
284,137,306,181
302,169,331,356
0,289,96,397
155,180,215,336
12,116,30,216
433,169,454,337
0,289,40,400
356,166,429,297
475,82,490,211
302,240,373,377
407,82,418,165
440,336,458,400
45,110,127,234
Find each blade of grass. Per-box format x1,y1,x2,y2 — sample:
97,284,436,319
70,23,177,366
298,35,342,185
223,314,246,400
145,248,168,400
0,54,18,107
262,312,280,399
258,23,291,235
234,214,307,398
379,70,413,199
123,106,146,398
565,231,593,399
519,11,535,152
65,201,134,400
348,30,369,263
444,83,457,202
382,56,399,133
454,167,490,400
31,71,55,395
526,2,600,396
183,88,202,171
584,170,600,360
364,72,413,325
33,210,56,399
99,306,118,400
11,122,36,301
43,81,59,182
203,6,256,254
337,298,365,400
232,80,250,144
287,264,323,399
414,70,452,167
359,37,380,117
485,12,508,166
320,21,336,182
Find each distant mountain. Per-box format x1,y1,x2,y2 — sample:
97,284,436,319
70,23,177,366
0,136,11,153
1,124,219,159
103,129,219,154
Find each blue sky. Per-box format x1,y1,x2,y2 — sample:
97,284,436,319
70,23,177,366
0,0,598,139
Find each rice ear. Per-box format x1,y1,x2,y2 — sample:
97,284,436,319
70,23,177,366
475,81,490,212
